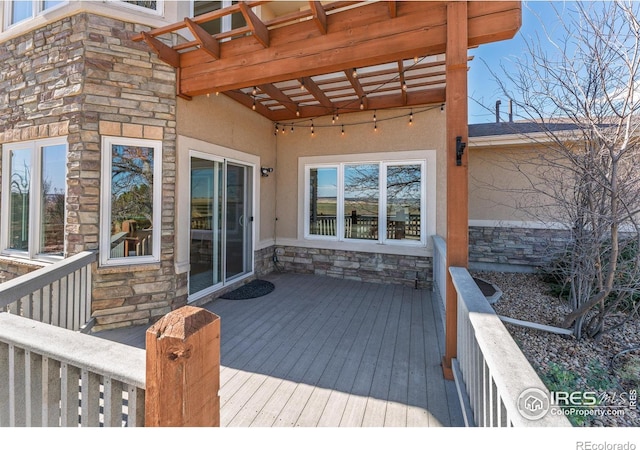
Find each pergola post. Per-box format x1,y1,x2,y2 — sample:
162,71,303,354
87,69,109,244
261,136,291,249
442,1,469,381
145,305,221,426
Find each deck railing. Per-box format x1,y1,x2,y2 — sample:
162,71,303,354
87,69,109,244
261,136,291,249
449,266,570,427
0,251,95,332
0,306,220,427
0,312,145,427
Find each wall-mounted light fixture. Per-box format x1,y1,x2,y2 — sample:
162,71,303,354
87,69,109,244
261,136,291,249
456,136,466,166
261,167,274,177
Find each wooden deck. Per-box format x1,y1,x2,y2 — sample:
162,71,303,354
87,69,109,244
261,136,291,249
93,273,464,427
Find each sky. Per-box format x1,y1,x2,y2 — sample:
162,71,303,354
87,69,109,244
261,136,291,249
468,1,571,123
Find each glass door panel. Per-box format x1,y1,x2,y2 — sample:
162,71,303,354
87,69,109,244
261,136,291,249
189,158,223,295
225,163,250,281
189,157,252,297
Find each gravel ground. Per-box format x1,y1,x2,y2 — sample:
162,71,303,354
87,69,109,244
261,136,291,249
471,271,640,427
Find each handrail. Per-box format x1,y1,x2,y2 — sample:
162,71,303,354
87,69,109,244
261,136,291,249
450,266,571,427
0,251,96,331
0,313,145,426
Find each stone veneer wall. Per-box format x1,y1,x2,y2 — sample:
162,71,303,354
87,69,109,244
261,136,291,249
468,226,571,271
0,13,184,331
269,245,433,288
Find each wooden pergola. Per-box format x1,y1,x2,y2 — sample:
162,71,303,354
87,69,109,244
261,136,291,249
133,0,522,380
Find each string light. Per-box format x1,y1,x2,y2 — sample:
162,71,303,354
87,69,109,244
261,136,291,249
273,104,438,136
207,92,210,98
300,79,306,91
296,106,300,117
274,124,279,135
441,103,445,112
335,111,339,121
360,98,365,110
252,98,256,110
402,81,407,91
352,68,358,78
252,86,257,95
215,91,219,96
332,114,336,124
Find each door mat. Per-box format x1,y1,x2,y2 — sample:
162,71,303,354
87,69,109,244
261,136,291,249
219,279,275,300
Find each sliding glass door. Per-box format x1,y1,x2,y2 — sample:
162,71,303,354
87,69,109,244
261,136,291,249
189,156,252,297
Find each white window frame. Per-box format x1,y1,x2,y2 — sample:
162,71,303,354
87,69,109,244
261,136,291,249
302,152,433,248
1,137,68,261
111,0,164,16
100,136,163,267
3,1,68,29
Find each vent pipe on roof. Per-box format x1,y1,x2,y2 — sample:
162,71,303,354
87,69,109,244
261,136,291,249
495,100,501,123
508,99,513,123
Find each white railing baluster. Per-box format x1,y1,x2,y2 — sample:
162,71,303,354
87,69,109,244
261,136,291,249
42,356,61,426
80,369,101,427
0,342,8,426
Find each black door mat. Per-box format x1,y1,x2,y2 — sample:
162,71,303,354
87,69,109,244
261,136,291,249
219,279,275,300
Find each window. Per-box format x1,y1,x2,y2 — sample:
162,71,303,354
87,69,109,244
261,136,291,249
192,1,247,36
100,137,162,266
305,159,428,246
5,1,66,27
1,138,67,259
117,0,163,14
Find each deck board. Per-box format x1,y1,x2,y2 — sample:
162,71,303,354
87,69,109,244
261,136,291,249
93,273,464,427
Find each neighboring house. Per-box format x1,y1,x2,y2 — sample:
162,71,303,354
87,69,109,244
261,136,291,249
0,1,522,331
468,119,580,273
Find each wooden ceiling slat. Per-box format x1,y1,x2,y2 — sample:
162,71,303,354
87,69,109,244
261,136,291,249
258,83,299,115
300,76,334,109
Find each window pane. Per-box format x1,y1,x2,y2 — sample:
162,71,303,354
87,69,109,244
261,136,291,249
344,164,379,240
43,1,63,11
11,1,33,24
123,1,157,10
386,164,422,241
41,144,66,255
110,144,155,258
9,149,31,251
194,1,246,35
309,167,337,236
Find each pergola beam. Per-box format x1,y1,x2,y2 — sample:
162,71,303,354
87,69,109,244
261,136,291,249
309,1,328,34
239,2,270,48
184,18,220,60
141,31,180,68
177,1,521,96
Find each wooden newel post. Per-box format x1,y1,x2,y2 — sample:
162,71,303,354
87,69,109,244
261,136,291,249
145,305,221,427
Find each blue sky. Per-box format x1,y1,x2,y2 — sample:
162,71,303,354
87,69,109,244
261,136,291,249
468,1,571,123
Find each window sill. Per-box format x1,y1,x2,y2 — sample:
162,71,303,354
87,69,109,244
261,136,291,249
96,262,162,275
